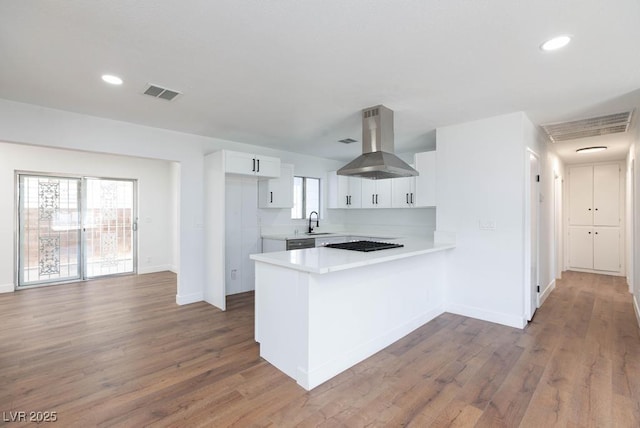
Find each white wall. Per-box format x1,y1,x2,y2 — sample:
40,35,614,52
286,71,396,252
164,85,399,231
0,141,174,291
0,98,349,305
435,111,555,328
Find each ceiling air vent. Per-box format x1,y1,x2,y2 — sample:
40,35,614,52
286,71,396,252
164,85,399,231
338,138,358,144
541,111,633,142
143,84,181,101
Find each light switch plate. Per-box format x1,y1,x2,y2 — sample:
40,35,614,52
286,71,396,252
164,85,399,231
479,220,496,230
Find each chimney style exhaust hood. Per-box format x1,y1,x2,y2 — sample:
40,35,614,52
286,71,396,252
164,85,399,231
337,105,418,180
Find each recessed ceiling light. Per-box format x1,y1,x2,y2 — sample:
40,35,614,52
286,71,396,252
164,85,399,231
540,35,572,51
101,74,123,85
576,146,607,154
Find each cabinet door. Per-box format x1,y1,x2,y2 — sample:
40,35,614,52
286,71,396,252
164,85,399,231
392,176,415,207
593,164,620,226
258,164,293,208
593,227,620,271
360,179,376,208
336,174,351,208
255,155,281,178
347,177,362,208
225,151,256,175
569,165,593,225
374,179,392,208
414,151,436,207
568,226,593,269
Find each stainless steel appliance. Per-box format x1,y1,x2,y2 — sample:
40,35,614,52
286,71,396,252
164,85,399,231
286,237,315,250
325,240,403,252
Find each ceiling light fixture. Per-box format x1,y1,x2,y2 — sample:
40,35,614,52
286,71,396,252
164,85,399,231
576,146,607,154
101,74,123,85
540,35,572,51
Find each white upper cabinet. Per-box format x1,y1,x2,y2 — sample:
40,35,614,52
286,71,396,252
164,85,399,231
391,174,416,208
414,151,436,207
569,164,620,226
258,164,294,208
327,171,361,208
361,179,392,208
225,150,280,178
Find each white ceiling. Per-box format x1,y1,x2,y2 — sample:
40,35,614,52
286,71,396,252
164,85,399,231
1,1,639,162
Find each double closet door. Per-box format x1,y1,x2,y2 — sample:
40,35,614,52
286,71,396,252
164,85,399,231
17,174,137,287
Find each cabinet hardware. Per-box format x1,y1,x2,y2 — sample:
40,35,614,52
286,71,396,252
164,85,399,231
406,193,409,204
588,208,591,211
410,193,414,204
346,195,349,206
375,194,378,204
588,231,591,234
595,232,598,235
252,158,256,172
595,208,598,211
270,191,273,203
257,159,260,172
372,194,375,204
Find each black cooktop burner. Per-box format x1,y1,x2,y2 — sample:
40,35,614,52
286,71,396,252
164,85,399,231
325,240,404,252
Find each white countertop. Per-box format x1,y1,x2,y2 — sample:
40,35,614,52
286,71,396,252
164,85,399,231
249,238,455,274
261,231,397,241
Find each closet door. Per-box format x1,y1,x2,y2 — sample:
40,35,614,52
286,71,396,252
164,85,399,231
569,166,593,225
568,226,593,269
593,164,619,226
593,228,620,271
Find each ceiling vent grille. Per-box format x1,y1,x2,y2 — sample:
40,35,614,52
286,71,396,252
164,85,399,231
143,84,181,101
542,111,633,142
338,138,358,144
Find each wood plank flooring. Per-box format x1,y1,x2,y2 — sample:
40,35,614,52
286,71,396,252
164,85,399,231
1,271,639,427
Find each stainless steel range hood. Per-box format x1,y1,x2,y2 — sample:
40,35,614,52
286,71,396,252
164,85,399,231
337,105,418,179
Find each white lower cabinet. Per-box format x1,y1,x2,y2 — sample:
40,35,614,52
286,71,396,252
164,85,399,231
262,238,286,253
568,226,620,272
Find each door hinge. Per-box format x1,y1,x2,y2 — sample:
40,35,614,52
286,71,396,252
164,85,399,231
536,175,540,182
537,285,540,293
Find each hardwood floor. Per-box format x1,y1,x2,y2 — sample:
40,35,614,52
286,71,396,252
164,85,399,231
1,271,639,427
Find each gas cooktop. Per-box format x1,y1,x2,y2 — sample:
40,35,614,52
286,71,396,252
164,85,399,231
325,240,404,252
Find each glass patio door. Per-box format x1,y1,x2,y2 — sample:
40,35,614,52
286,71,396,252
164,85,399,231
17,174,137,287
18,175,82,286
84,178,136,278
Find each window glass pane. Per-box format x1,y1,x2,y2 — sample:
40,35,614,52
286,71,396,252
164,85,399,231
305,178,320,217
291,176,304,219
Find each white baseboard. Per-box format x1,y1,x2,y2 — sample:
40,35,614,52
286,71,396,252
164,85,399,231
138,264,172,275
566,267,625,277
0,283,14,293
634,296,640,331
445,302,526,329
538,279,556,307
168,265,179,274
298,305,445,390
176,292,203,305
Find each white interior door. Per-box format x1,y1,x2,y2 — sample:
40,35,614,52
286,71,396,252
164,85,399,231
526,153,540,321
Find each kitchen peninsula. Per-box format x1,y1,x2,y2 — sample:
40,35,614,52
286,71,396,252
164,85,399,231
249,238,454,390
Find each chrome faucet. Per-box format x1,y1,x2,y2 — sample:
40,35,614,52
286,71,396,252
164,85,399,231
308,211,319,233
